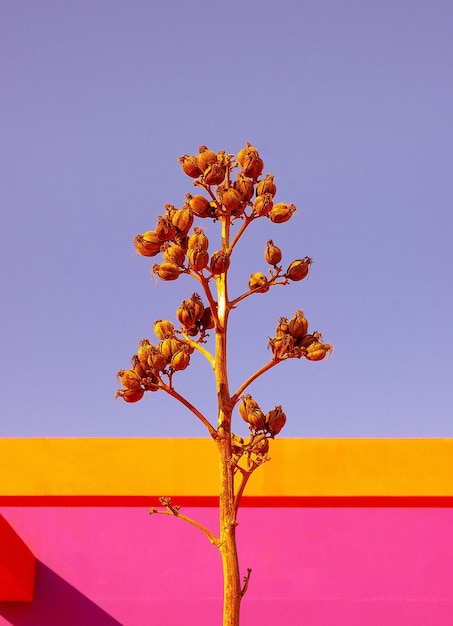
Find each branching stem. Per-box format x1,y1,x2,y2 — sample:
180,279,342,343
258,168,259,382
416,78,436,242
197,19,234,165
162,384,217,439
150,502,220,547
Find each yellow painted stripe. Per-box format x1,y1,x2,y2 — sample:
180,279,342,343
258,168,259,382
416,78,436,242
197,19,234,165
0,438,452,497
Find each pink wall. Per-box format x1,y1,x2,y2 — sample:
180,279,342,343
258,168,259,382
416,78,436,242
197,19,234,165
1,506,453,625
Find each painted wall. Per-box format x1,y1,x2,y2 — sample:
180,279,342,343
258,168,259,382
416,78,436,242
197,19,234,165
1,439,453,625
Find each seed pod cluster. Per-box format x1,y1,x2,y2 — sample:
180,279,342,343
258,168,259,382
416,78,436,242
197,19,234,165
115,328,196,402
237,394,287,437
176,292,214,337
269,311,333,361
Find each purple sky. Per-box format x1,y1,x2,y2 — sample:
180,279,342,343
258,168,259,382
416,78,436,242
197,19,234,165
1,1,452,437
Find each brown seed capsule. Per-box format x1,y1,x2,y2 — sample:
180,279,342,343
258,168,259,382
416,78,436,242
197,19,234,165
155,215,177,242
188,246,209,272
237,142,260,168
179,154,202,178
256,174,277,197
253,437,270,455
305,342,333,361
117,369,142,390
133,233,161,257
265,405,287,436
238,394,261,423
116,387,145,403
137,339,153,368
217,185,243,212
269,203,296,223
159,337,181,362
142,373,160,391
197,145,217,172
161,242,186,266
199,306,214,330
243,155,264,179
295,332,321,349
248,272,269,292
203,162,225,186
188,227,209,251
187,194,212,219
132,355,147,379
288,310,309,338
286,257,312,282
210,250,230,275
264,240,282,266
147,345,168,372
153,319,174,340
172,206,194,235
275,316,290,337
187,293,204,321
269,333,294,359
171,346,191,371
247,408,267,431
253,193,274,217
152,262,180,281
234,173,255,202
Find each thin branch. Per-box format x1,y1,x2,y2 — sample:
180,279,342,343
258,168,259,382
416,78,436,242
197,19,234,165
241,568,252,597
229,276,288,309
231,358,280,404
228,213,256,254
150,500,220,547
162,384,218,439
233,465,255,515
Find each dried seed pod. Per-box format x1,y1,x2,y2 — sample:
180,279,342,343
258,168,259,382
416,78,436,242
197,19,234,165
275,316,290,337
147,345,168,372
265,405,287,436
133,233,161,257
171,206,194,235
199,306,214,330
155,215,177,242
238,394,261,423
161,242,186,266
132,355,147,379
137,339,153,368
269,203,296,223
295,332,321,349
188,245,209,272
217,185,243,212
288,310,309,339
253,193,274,217
197,145,217,172
286,257,312,282
171,346,191,371
159,337,182,362
256,174,277,197
234,173,255,202
243,155,264,179
248,272,269,292
305,342,333,361
117,369,142,390
176,301,197,328
152,262,180,281
187,194,212,219
142,373,160,391
210,250,230,275
174,234,189,253
188,227,209,251
237,142,259,168
116,387,145,403
247,408,267,431
153,319,174,340
269,333,294,359
187,293,204,321
179,154,202,178
264,240,282,266
203,162,225,186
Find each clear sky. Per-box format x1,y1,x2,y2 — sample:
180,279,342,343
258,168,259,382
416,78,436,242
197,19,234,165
1,0,452,438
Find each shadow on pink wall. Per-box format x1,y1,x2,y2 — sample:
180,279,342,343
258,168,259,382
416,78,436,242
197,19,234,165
0,562,122,626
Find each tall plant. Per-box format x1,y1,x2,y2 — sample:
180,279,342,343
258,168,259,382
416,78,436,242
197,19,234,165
116,143,332,625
